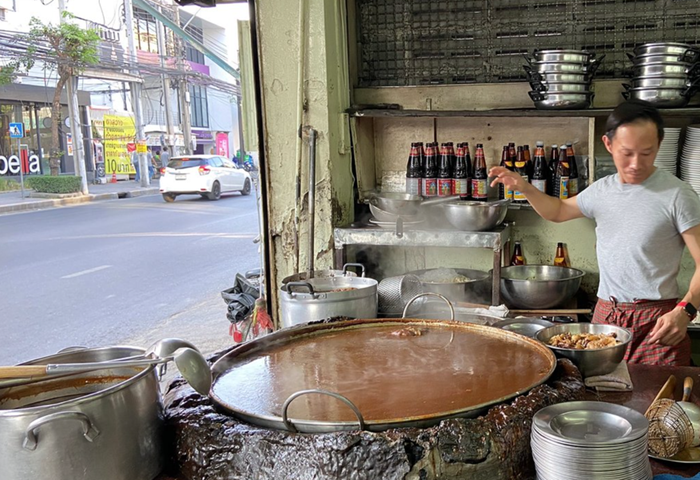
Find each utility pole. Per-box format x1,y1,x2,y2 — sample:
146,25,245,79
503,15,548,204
155,5,175,156
123,0,149,187
173,6,192,155
58,0,89,194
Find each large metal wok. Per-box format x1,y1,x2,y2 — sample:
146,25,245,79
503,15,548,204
210,317,556,433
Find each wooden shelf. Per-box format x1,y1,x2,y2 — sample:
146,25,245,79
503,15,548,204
347,107,700,118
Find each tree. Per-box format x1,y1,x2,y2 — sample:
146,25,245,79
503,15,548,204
0,14,100,175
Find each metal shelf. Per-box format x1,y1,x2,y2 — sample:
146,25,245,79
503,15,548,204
333,224,511,306
347,107,700,118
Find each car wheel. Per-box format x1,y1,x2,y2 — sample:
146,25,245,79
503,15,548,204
241,178,251,196
207,181,221,201
162,193,177,203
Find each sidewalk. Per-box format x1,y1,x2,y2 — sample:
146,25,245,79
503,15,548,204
0,180,160,215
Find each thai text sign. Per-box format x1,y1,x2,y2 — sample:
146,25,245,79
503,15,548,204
104,115,136,175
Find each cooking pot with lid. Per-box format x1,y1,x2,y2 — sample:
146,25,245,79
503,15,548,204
0,346,163,480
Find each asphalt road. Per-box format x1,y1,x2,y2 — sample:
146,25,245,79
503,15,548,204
0,191,261,365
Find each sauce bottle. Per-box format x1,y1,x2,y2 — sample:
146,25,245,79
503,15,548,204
438,143,453,197
566,142,579,197
471,143,488,201
548,144,558,196
513,146,529,203
405,142,423,196
554,146,570,200
453,143,469,198
531,141,549,194
422,142,438,197
510,242,526,266
463,142,473,199
554,242,570,267
498,145,513,200
523,144,533,178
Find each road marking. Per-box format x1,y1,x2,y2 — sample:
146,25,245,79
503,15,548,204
61,265,112,279
49,232,257,240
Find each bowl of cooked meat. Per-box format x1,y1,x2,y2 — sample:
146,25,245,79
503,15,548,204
535,323,632,377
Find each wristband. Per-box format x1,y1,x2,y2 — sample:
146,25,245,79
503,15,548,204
678,301,697,320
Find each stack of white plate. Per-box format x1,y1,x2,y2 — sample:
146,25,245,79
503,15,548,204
656,127,681,176
680,125,700,193
531,401,652,480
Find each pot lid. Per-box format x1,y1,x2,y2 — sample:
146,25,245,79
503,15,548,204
210,318,556,433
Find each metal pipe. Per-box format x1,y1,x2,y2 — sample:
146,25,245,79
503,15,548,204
293,0,308,273
307,128,317,275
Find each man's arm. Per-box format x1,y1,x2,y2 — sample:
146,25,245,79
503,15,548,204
649,224,700,346
489,167,584,223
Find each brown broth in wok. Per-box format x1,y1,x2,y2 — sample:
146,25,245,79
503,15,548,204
212,324,554,423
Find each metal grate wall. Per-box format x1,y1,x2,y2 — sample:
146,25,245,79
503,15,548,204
356,0,700,86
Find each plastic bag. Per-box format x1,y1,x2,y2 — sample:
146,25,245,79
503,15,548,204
221,273,258,324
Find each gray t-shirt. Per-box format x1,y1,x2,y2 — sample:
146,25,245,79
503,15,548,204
576,169,700,302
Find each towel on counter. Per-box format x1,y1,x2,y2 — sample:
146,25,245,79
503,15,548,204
654,473,700,479
473,304,509,318
584,361,633,392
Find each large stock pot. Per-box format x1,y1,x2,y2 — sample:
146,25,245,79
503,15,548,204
0,346,163,480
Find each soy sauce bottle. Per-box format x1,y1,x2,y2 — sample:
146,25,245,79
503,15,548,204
548,144,559,196
437,143,453,197
498,146,514,200
554,146,570,200
510,242,526,266
554,242,570,267
513,146,529,203
422,142,438,197
566,142,579,197
405,142,423,196
453,143,469,198
531,141,549,194
471,143,488,201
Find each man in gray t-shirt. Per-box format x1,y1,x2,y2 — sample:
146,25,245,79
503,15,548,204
490,100,700,366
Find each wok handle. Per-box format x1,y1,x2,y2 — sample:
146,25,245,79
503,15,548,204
342,263,366,277
281,389,366,433
683,377,694,402
0,365,48,378
402,293,455,321
23,411,100,451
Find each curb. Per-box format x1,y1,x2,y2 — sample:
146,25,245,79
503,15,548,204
0,188,160,214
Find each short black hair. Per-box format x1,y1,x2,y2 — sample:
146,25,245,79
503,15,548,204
605,100,664,144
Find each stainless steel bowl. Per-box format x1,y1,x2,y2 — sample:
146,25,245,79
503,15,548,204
440,199,510,231
533,50,595,63
369,192,422,216
631,75,691,89
633,62,698,77
408,268,491,305
493,317,555,338
531,82,591,93
634,42,698,58
500,265,585,309
622,86,694,108
369,203,422,223
528,72,590,84
529,91,594,110
536,323,632,377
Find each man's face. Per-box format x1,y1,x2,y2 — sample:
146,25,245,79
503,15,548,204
602,120,659,184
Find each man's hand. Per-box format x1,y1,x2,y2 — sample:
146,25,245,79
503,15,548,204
648,308,690,346
489,166,528,192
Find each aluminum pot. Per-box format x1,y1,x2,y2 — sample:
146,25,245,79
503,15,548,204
528,61,593,74
527,72,590,84
630,76,692,89
634,42,700,59
529,91,594,110
622,86,695,108
408,268,491,304
628,52,696,65
633,62,700,78
530,81,591,93
532,49,595,64
0,346,163,480
281,263,362,285
280,276,378,328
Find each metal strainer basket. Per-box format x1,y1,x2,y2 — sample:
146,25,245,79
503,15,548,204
646,398,694,458
377,274,424,315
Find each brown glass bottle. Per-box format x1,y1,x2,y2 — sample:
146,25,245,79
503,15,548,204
510,242,526,266
566,142,579,197
463,142,473,198
554,146,570,200
554,242,570,267
438,143,453,197
498,145,513,200
471,143,488,201
548,144,558,196
531,141,549,194
422,142,438,197
523,144,533,178
453,143,469,197
405,142,423,196
513,146,529,203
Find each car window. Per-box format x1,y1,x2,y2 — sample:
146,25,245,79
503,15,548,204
222,158,234,168
209,157,223,168
167,158,207,169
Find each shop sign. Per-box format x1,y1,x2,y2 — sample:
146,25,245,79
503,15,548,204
0,154,41,176
104,115,136,175
216,132,229,158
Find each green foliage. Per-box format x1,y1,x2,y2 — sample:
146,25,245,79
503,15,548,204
26,176,82,194
0,16,100,84
0,178,20,192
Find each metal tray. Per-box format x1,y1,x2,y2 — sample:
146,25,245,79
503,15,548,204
210,318,556,433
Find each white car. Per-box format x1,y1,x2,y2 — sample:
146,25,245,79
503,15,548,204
159,155,252,202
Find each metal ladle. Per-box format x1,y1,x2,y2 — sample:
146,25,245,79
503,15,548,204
0,347,212,395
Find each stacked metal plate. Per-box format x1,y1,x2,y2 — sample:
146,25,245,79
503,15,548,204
531,401,652,480
524,50,603,110
624,43,700,108
680,125,700,194
656,127,682,176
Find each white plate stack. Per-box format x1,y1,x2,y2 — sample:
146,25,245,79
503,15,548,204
680,125,700,193
531,401,652,480
656,127,681,176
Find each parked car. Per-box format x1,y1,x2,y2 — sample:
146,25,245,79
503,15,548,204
159,155,252,202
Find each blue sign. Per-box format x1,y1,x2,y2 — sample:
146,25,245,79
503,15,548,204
9,123,23,138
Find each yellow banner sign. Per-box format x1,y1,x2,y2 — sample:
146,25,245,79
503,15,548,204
136,142,147,153
103,115,136,175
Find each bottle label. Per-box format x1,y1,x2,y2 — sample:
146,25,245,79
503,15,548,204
438,179,453,197
471,179,487,199
568,178,579,197
511,256,525,266
531,179,546,193
514,175,528,202
558,177,569,200
505,185,514,199
453,178,468,195
554,256,567,267
422,178,437,197
406,177,421,196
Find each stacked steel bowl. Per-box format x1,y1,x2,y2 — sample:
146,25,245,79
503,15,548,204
623,43,700,108
524,49,603,109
